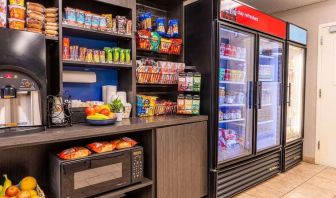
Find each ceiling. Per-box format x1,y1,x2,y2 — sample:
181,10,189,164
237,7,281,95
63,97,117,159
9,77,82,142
238,0,327,14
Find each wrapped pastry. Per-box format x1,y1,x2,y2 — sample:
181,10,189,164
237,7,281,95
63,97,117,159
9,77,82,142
45,25,58,31
45,29,58,36
112,137,138,150
58,147,91,160
87,142,116,153
27,10,45,22
45,7,58,14
26,2,45,13
46,17,57,23
9,5,25,20
27,27,42,33
26,17,43,29
46,12,58,18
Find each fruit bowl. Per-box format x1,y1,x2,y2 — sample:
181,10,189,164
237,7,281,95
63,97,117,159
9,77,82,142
86,118,117,126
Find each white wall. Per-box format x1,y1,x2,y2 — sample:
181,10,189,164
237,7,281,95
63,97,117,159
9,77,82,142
274,0,336,162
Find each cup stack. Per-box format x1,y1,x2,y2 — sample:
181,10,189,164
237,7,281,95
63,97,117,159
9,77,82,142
26,2,45,34
45,7,58,37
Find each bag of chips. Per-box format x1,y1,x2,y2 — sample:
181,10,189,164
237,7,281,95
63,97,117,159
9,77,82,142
150,32,161,52
140,12,152,31
104,47,113,63
166,19,179,38
170,38,183,55
159,38,172,54
111,137,138,150
87,142,116,153
137,30,151,51
156,17,166,36
58,147,91,160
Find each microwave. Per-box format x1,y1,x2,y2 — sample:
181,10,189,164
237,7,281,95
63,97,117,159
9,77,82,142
49,146,144,198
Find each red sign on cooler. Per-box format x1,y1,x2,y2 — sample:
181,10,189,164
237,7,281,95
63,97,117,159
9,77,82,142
220,0,286,39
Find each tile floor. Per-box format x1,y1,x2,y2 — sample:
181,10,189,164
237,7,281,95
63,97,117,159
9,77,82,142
235,162,336,198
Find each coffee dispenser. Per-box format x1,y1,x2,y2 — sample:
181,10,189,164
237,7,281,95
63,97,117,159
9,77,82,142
0,28,46,135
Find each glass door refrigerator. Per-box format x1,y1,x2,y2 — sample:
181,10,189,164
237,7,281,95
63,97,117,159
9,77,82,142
282,23,307,171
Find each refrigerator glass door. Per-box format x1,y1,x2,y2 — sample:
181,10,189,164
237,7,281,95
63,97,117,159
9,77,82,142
218,26,254,163
257,37,283,152
286,45,305,143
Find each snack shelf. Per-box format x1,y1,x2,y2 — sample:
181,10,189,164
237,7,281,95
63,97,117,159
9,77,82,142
96,178,153,198
137,84,178,87
219,118,245,123
219,103,245,107
63,60,133,69
220,55,246,62
219,81,246,85
62,23,133,41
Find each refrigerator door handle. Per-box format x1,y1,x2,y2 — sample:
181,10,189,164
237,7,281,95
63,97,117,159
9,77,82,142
287,83,292,106
249,81,253,109
257,82,262,109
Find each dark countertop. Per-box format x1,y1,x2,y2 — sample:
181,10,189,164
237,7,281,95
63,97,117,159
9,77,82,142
0,115,208,149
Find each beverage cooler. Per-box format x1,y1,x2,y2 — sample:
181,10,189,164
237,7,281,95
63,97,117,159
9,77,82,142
282,23,307,171
185,0,287,197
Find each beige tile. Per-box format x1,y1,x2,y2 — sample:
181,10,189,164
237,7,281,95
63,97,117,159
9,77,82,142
292,183,335,198
244,185,285,198
287,163,326,180
316,167,336,182
282,192,313,198
305,175,336,193
261,176,299,194
234,193,256,198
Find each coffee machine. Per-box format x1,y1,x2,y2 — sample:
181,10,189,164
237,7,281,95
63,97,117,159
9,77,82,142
0,28,47,136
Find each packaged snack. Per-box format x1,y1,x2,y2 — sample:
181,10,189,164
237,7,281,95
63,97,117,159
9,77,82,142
45,29,58,36
167,19,179,38
93,50,100,63
156,17,166,36
150,32,161,52
0,13,6,28
177,94,185,114
99,50,105,63
192,95,200,115
0,0,6,14
159,38,172,54
116,15,126,34
102,14,112,30
170,38,182,55
65,7,76,25
178,73,186,91
85,49,93,62
26,18,43,29
111,139,122,148
104,47,112,63
122,137,138,147
76,9,85,27
87,142,116,153
27,27,42,33
45,7,58,14
8,18,25,30
126,20,132,35
45,24,58,31
91,14,100,30
120,49,125,63
70,45,79,60
79,47,87,62
58,147,91,160
112,18,117,33
193,72,201,92
186,72,193,91
84,12,92,29
46,17,57,23
184,94,193,114
9,5,25,20
26,2,45,13
63,37,70,60
140,12,151,30
46,12,57,18
9,0,24,6
112,47,120,62
137,30,151,51
27,10,45,22
99,15,107,31
125,49,131,64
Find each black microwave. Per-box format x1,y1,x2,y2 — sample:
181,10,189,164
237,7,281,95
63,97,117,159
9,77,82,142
49,146,144,198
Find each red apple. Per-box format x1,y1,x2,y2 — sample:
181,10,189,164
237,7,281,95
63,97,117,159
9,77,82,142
100,109,110,116
85,107,95,116
5,185,20,197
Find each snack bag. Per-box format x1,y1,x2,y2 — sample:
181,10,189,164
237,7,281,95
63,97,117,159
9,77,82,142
87,142,116,153
116,15,126,34
136,30,151,50
112,47,120,62
120,49,125,63
126,20,132,35
170,38,183,55
140,12,151,30
166,19,179,38
102,14,112,30
9,0,24,6
99,50,105,63
65,7,76,25
8,18,25,30
76,9,85,27
156,17,166,36
125,49,131,64
84,12,92,29
0,0,6,15
58,147,91,160
150,32,161,52
122,137,138,147
85,49,93,62
79,47,87,62
99,15,107,31
93,50,100,63
9,5,25,20
0,13,6,27
159,38,172,54
104,47,113,63
91,14,100,30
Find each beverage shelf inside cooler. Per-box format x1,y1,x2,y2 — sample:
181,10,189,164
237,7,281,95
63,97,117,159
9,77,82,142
220,55,246,62
219,118,245,123
219,103,245,107
218,148,251,162
219,81,246,85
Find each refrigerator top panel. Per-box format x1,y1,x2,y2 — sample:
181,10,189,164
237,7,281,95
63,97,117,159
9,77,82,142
288,23,307,45
219,0,287,40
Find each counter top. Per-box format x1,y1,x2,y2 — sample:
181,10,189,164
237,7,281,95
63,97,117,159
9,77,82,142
0,115,208,149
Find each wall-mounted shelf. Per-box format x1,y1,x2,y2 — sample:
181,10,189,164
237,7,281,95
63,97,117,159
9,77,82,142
63,60,133,69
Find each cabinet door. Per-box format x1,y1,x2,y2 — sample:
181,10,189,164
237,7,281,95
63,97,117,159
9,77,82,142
156,122,207,198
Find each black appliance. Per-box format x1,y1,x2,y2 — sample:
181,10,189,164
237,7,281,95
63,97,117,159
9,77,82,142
282,23,307,171
185,0,287,197
0,28,47,136
49,146,144,198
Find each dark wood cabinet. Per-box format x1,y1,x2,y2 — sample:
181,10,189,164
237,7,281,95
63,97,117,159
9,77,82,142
156,121,208,198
